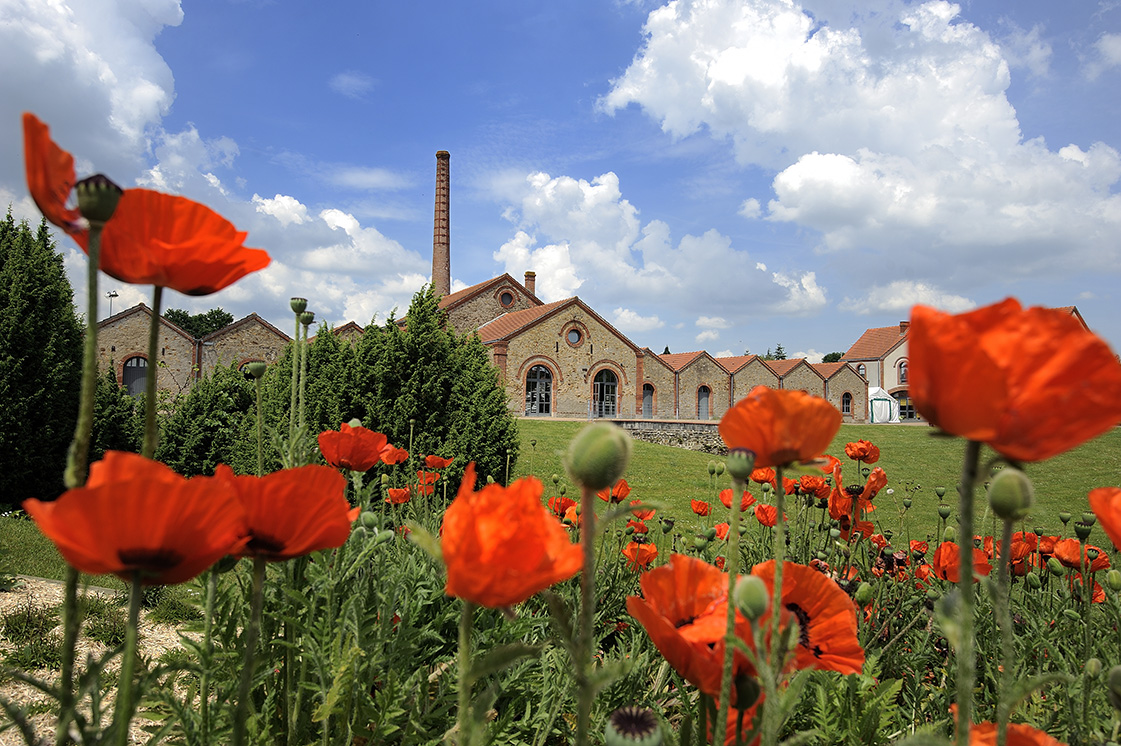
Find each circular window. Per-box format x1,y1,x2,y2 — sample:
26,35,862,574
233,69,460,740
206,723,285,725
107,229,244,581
499,291,514,307
567,329,582,345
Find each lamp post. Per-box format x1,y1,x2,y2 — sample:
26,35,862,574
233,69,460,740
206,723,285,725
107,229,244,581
105,290,118,318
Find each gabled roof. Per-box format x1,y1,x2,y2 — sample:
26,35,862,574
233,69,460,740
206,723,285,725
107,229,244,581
715,354,757,374
202,313,290,343
812,362,855,380
659,351,706,371
438,273,542,311
97,303,194,343
763,358,823,380
476,296,642,355
1051,305,1090,331
332,321,365,336
641,347,677,373
842,323,908,361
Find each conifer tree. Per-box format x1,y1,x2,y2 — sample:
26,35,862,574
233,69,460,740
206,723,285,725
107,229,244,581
0,212,83,505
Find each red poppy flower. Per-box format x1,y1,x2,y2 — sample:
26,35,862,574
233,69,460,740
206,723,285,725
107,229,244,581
22,452,248,584
597,478,632,503
1038,535,1059,557
780,477,797,495
441,463,582,608
932,542,992,583
754,504,780,527
914,563,934,588
629,499,656,520
386,488,411,505
549,495,577,517
217,465,354,561
870,534,889,551
750,467,775,484
911,540,929,557
623,541,658,570
719,386,842,468
713,556,726,570
424,455,455,469
909,299,1121,462
23,113,271,296
1052,539,1111,572
711,699,763,746
1070,572,1106,603
318,423,393,473
691,499,712,517
381,446,410,465
799,475,829,499
563,504,580,528
838,515,873,542
844,440,880,464
968,721,1066,745
1089,487,1121,551
714,522,730,540
860,467,887,502
626,554,752,697
751,560,865,675
627,519,649,534
828,465,851,520
416,470,438,495
719,487,755,512
818,454,842,474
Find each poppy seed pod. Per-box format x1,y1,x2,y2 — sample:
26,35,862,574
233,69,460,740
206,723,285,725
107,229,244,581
1059,511,1072,525
707,460,717,475
604,706,662,746
565,422,632,491
715,462,725,476
903,498,912,509
551,473,559,485
943,527,957,543
935,486,946,498
290,297,308,314
299,311,315,326
725,449,756,481
1074,522,1093,541
1082,512,1097,526
733,575,770,621
75,174,122,223
244,361,267,379
988,469,1034,521
938,505,952,519
1108,665,1121,711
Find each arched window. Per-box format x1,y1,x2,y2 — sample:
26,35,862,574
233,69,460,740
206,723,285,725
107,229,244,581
642,384,654,419
898,359,908,384
525,365,552,416
593,369,617,418
856,363,866,378
698,385,711,420
841,392,852,415
122,356,147,397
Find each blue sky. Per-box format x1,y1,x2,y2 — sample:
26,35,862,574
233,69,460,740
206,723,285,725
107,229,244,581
2,0,1119,360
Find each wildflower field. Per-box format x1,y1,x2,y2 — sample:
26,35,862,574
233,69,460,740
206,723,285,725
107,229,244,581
4,112,1121,746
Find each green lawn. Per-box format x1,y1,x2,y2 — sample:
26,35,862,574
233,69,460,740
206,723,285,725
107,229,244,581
513,419,1121,543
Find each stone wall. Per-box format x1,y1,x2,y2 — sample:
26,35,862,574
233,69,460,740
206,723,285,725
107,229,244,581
641,355,676,419
200,315,288,374
676,356,731,421
97,307,197,395
731,359,779,403
824,366,868,422
618,420,726,454
446,282,538,336
781,364,825,397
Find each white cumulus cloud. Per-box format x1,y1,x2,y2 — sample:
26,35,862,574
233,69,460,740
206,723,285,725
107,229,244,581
840,281,975,315
612,308,665,333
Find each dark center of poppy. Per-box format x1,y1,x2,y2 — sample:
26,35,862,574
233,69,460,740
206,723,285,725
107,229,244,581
674,615,696,629
785,602,814,651
118,548,183,573
246,534,287,557
844,485,864,496
608,705,659,739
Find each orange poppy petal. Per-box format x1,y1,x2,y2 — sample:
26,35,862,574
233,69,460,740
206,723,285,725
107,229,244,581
1089,487,1121,550
22,113,82,235
720,386,841,468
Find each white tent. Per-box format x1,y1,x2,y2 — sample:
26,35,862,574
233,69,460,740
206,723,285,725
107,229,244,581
868,387,900,423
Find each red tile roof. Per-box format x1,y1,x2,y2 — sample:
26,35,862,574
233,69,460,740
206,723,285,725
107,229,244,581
763,358,807,377
715,354,757,373
842,323,908,361
811,362,851,379
475,299,572,342
659,351,706,371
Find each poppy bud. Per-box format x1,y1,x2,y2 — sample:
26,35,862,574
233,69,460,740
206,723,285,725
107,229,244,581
299,311,315,326
380,474,390,485
486,475,495,484
1059,511,1072,525
704,527,717,541
360,512,379,530
552,474,560,485
715,462,725,476
943,527,956,543
565,422,632,491
935,486,946,498
988,469,1034,521
75,174,122,223
1062,608,1082,622
938,505,952,519
925,587,939,601
661,518,674,534
725,449,756,481
244,361,267,379
903,498,912,509
1074,522,1093,541
1108,665,1121,711
290,297,308,314
1047,557,1066,576
604,706,661,746
693,537,709,550
1026,571,1042,590
733,576,769,621
372,530,394,546
1087,657,1103,679
1107,570,1121,592
854,582,874,605
625,526,634,535
829,528,841,540
559,485,567,496
733,672,761,711
707,460,717,476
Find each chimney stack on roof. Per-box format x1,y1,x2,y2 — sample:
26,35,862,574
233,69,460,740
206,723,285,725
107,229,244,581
432,151,451,298
899,321,910,333
524,271,536,297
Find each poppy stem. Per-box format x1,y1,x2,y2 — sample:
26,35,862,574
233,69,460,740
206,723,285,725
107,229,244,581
299,317,310,433
233,558,267,746
716,475,749,743
289,310,300,450
200,565,218,746
254,375,264,477
761,464,787,746
995,517,1014,746
112,572,142,746
576,483,597,746
954,439,981,746
141,285,163,459
54,567,80,746
457,600,476,746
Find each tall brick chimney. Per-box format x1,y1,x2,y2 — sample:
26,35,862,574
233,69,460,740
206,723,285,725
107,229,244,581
524,271,536,297
432,151,451,297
